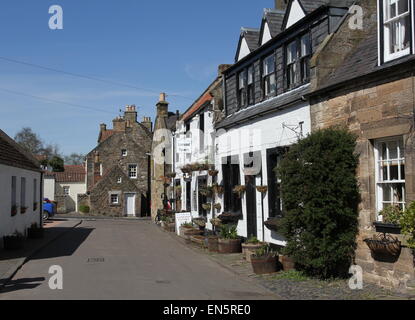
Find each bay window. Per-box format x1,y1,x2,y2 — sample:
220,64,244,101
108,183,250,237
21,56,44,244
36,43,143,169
375,137,406,216
382,0,412,62
262,54,276,98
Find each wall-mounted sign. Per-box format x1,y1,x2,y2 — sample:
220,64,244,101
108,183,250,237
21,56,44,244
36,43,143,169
175,212,193,235
177,139,192,153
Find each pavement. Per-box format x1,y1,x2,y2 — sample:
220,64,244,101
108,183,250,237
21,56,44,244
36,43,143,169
0,219,279,300
0,219,81,291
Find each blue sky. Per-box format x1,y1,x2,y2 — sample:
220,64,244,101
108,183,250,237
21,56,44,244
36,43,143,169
0,0,272,155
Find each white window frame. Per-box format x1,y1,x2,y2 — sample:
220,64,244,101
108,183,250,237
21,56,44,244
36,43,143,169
374,136,406,220
128,164,138,179
117,177,122,184
382,0,412,62
121,149,128,157
262,54,276,98
110,194,119,205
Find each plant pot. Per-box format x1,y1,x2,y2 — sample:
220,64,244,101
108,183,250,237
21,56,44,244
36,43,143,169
364,234,402,262
193,218,207,228
28,228,44,239
3,236,24,251
179,225,193,238
218,238,242,254
183,228,204,240
251,255,278,275
280,255,295,271
208,236,219,252
162,222,176,232
190,235,207,248
242,243,264,262
373,222,402,235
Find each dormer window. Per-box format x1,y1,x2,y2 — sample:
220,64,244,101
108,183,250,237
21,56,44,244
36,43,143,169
286,33,311,89
262,54,276,98
381,0,412,62
237,70,247,108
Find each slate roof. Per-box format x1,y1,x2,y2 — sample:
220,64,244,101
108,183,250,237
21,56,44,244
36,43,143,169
263,9,285,37
313,14,415,93
167,112,180,130
300,0,327,13
0,129,41,172
242,28,260,52
216,84,310,129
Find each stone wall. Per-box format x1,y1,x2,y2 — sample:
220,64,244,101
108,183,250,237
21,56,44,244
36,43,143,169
311,75,415,291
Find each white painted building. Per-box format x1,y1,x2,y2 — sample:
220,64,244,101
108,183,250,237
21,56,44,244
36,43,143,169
0,129,43,247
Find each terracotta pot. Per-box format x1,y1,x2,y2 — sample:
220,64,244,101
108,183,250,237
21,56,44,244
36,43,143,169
280,255,295,271
251,255,278,275
208,236,219,252
218,238,242,254
242,243,264,262
179,225,194,238
183,228,204,240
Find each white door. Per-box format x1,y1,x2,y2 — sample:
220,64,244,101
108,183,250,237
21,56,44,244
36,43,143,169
125,194,136,217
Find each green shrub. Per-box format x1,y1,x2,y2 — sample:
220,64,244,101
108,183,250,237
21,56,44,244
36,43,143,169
400,202,415,249
220,225,238,240
277,127,360,279
379,205,402,225
79,205,90,214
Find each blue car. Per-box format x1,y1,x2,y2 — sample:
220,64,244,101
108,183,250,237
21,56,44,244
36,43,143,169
43,198,56,221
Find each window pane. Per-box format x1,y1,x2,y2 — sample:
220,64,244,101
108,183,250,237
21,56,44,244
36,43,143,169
383,185,392,202
263,55,275,75
393,183,404,203
381,142,387,160
389,140,398,159
389,0,397,19
398,0,409,15
248,66,254,84
401,163,405,180
390,163,399,180
287,41,297,63
301,34,310,56
381,162,388,181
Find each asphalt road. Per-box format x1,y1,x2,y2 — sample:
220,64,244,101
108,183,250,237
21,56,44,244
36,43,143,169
0,220,277,300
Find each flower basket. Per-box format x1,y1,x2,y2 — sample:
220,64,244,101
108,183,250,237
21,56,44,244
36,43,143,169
199,163,210,172
193,217,207,228
213,184,224,195
233,185,246,197
166,172,177,179
218,212,241,224
202,203,212,211
181,165,192,174
210,218,222,228
208,170,219,177
213,203,222,211
256,186,268,194
264,217,284,232
364,234,402,262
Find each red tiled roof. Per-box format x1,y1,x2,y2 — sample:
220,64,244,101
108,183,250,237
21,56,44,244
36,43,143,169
181,92,213,122
51,165,86,183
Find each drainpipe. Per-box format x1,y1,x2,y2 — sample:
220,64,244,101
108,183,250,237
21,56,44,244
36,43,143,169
40,171,44,227
261,175,265,242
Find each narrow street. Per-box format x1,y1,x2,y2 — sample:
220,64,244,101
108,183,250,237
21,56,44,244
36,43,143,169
0,220,278,300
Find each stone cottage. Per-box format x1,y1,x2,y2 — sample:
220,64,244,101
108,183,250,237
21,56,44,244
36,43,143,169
309,0,415,290
85,106,153,217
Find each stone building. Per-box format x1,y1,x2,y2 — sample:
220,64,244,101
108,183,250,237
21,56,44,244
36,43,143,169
150,94,180,220
309,0,415,290
85,106,153,217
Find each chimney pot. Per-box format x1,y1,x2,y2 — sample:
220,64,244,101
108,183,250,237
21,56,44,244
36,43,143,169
159,93,166,102
100,123,107,132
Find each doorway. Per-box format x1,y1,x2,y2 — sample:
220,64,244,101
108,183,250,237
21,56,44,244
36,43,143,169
245,175,257,239
125,193,136,217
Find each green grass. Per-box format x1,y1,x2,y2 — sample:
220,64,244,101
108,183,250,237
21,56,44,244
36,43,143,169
270,270,310,282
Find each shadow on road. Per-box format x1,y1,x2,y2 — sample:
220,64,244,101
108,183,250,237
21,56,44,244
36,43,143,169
32,227,94,261
0,277,45,294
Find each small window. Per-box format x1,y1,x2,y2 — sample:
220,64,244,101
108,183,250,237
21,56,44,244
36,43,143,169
237,70,247,108
11,176,16,208
110,194,119,205
262,54,276,98
128,164,138,179
63,186,70,196
21,177,26,209
286,34,311,88
247,66,255,105
122,149,128,157
117,177,122,184
382,0,411,62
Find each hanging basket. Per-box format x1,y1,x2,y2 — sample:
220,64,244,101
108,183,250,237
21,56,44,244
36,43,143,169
364,234,402,262
264,217,284,232
256,186,268,194
218,212,242,224
192,217,207,228
208,170,219,177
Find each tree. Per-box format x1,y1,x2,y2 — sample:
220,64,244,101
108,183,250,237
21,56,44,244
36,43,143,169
39,143,61,159
64,153,85,165
277,127,360,279
14,127,43,154
49,156,64,172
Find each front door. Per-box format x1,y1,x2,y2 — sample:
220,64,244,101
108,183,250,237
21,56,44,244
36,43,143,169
125,193,136,217
245,176,257,239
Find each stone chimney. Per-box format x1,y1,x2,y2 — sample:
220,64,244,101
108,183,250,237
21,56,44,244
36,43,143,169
141,116,152,132
275,0,287,10
113,116,126,132
100,123,107,132
124,105,137,123
218,64,232,76
156,92,169,118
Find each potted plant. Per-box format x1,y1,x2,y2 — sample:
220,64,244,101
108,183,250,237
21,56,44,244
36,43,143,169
210,218,222,228
20,206,28,214
11,205,18,217
180,222,203,240
193,217,207,229
256,186,268,194
242,236,264,262
218,225,242,254
3,232,25,251
233,185,246,198
28,223,44,239
398,201,415,265
218,212,242,224
207,235,219,252
374,205,403,234
202,203,212,211
279,254,296,271
190,235,207,248
181,165,191,174
251,245,279,275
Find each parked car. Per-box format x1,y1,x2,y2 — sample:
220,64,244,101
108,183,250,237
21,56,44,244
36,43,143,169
43,198,56,221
